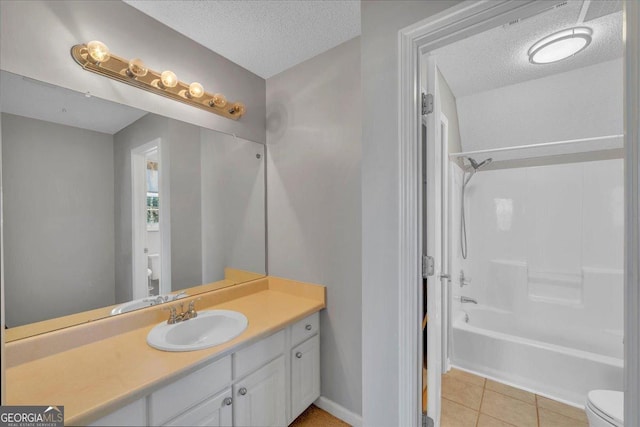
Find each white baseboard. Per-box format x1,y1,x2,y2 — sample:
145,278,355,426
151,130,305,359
314,396,362,427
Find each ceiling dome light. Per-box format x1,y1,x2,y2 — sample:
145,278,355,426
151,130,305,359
528,27,592,64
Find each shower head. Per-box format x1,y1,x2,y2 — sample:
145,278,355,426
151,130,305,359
462,157,493,187
466,157,493,170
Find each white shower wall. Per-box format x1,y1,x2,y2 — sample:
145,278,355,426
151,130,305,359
452,158,624,357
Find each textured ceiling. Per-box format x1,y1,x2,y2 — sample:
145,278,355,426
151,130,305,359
432,0,623,97
0,71,147,135
123,0,361,79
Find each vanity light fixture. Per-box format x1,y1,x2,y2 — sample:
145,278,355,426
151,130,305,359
528,27,592,64
71,41,246,120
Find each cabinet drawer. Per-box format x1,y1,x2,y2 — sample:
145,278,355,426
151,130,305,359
149,356,231,426
89,398,146,426
234,330,285,380
290,312,319,347
163,388,232,427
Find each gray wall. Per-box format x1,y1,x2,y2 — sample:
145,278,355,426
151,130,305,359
168,120,203,291
361,2,461,426
0,0,265,143
457,58,623,152
266,38,362,416
2,113,115,326
201,130,266,282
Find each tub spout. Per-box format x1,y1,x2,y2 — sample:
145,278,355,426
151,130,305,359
460,296,477,304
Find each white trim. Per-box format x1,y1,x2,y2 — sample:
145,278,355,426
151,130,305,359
424,54,443,424
398,10,422,427
158,138,171,295
440,112,451,374
313,396,362,427
624,1,640,426
398,2,599,426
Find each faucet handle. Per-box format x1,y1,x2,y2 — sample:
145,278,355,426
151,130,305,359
188,298,201,318
163,306,178,324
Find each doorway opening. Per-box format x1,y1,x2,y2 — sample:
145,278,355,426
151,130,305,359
399,1,638,426
132,138,169,300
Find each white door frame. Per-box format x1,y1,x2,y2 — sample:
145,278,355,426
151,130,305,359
439,112,450,374
131,138,171,299
624,2,640,426
398,1,640,426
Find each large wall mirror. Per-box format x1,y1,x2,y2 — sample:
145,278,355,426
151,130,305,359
1,70,266,342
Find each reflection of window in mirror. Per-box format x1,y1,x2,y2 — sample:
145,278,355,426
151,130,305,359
146,154,159,231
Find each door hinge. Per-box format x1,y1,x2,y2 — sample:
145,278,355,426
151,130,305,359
422,413,434,427
422,255,434,279
422,93,433,115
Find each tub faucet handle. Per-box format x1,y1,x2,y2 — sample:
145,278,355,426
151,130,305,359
460,270,471,287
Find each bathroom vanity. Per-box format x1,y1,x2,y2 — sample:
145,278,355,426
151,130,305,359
91,312,319,426
4,276,325,426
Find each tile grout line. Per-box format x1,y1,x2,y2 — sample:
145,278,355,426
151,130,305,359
536,394,540,427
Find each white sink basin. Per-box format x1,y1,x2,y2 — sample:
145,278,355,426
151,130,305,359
147,310,248,352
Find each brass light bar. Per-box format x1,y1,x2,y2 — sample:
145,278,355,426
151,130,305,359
71,41,246,120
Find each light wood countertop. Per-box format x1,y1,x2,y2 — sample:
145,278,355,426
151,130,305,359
5,276,325,426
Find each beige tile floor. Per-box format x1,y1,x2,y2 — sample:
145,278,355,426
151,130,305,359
441,368,589,427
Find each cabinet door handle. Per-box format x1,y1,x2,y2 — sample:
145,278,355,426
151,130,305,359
239,387,247,396
223,397,232,406
305,324,312,331
296,351,303,359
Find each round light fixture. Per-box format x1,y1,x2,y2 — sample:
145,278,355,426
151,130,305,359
127,58,148,77
528,27,592,64
209,93,227,108
86,40,110,63
230,102,246,116
160,70,178,88
188,82,204,98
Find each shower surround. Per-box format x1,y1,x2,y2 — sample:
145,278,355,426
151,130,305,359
449,158,624,406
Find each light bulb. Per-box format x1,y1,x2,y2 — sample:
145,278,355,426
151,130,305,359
86,40,110,63
209,93,227,108
127,58,148,77
160,70,178,88
188,82,204,98
230,102,246,115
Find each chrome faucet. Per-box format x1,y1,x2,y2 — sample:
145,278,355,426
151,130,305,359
460,296,477,304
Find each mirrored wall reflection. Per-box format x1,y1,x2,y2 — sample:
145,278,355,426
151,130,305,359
0,70,266,341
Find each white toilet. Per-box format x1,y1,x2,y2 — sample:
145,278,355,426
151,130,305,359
586,390,623,427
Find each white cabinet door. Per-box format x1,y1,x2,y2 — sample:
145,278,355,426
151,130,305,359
290,334,320,421
233,356,286,427
164,388,232,427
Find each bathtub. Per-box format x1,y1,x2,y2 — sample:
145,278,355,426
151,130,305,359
451,305,623,406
